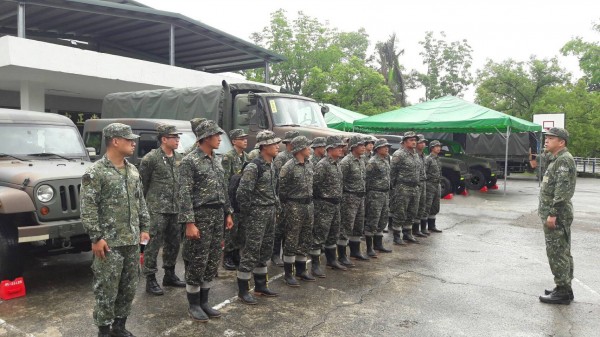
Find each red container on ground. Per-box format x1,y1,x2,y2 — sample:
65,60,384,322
0,277,26,300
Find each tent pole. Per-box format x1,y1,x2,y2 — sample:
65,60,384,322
504,126,510,195
538,131,543,187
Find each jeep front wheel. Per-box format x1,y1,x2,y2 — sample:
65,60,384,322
466,169,486,190
440,176,452,198
0,220,23,280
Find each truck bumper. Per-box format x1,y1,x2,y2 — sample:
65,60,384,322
18,219,86,243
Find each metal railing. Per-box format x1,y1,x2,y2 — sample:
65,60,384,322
573,157,600,174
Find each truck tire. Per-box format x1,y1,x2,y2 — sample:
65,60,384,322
440,176,452,198
466,169,486,190
0,221,23,280
486,177,498,188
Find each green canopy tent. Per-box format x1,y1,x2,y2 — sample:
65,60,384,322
353,96,543,194
324,104,367,131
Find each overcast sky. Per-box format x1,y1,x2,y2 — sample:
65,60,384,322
142,0,599,103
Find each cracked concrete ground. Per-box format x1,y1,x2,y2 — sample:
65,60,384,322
1,175,599,337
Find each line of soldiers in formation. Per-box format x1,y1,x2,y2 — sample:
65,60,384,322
80,118,445,337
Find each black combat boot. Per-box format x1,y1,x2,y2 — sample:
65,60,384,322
283,262,300,287
232,249,241,267
145,274,164,295
403,229,420,244
420,219,430,235
349,241,369,260
365,236,378,258
295,260,316,281
110,317,135,337
544,286,574,300
253,273,279,297
237,278,257,305
428,218,442,233
222,251,237,271
98,325,111,337
163,267,186,287
539,286,572,305
373,235,392,253
199,288,221,318
337,245,355,267
324,247,347,271
393,230,405,245
311,254,326,278
413,223,427,238
186,291,209,322
271,240,284,267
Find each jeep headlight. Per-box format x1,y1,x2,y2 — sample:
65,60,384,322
36,185,54,203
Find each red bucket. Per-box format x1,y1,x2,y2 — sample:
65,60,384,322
0,277,26,300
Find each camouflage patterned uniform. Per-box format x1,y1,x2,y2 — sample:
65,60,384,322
81,146,150,327
184,118,207,155
365,152,391,236
222,142,249,256
309,137,326,165
424,151,442,219
247,147,260,160
311,154,344,253
390,145,421,236
339,147,366,245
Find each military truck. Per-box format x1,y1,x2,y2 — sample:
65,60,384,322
380,135,469,197
101,81,351,149
82,118,233,165
0,108,93,280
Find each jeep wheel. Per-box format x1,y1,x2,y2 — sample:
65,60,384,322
440,176,452,198
487,177,498,188
0,221,23,280
466,169,486,190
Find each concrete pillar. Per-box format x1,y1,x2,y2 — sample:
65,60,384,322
20,81,45,112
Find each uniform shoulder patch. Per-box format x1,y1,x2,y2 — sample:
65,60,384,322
82,173,92,186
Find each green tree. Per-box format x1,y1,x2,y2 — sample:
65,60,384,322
561,21,600,91
411,31,474,101
475,56,570,120
375,33,408,107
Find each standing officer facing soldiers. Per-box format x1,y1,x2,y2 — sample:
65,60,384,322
139,124,185,296
538,128,576,305
271,130,301,267
309,137,327,165
311,135,348,276
339,135,368,265
179,120,234,322
424,140,443,233
365,138,393,257
80,123,150,337
221,129,249,271
184,118,207,155
413,135,429,238
390,131,421,245
279,136,315,286
236,131,282,305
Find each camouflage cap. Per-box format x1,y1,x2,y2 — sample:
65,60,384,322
364,135,378,144
156,123,181,136
103,123,139,140
429,140,442,148
282,130,301,144
256,130,282,146
195,120,224,141
417,134,427,143
190,118,207,134
325,135,346,150
310,137,327,148
291,136,310,154
348,134,367,149
374,138,391,150
229,128,248,140
402,131,419,142
544,127,569,142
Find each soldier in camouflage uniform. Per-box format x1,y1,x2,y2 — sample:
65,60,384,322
310,136,348,276
279,136,315,286
80,123,150,337
236,131,282,305
390,131,421,245
271,130,301,266
309,137,326,165
538,128,576,305
365,138,393,257
424,140,443,233
413,135,429,238
179,120,234,321
221,129,249,271
339,135,368,265
361,135,377,165
139,124,185,296
184,118,207,155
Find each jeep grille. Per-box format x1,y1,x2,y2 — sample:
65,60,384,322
59,184,80,211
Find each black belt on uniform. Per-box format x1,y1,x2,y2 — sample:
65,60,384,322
314,197,341,204
285,198,312,204
196,203,224,210
343,190,365,197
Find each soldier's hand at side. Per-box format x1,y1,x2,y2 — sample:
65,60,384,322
546,216,557,230
92,239,110,259
140,231,150,244
225,214,234,230
186,223,201,240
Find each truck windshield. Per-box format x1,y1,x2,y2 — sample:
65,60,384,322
0,125,86,157
268,98,327,128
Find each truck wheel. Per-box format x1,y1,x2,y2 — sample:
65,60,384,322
466,169,486,190
440,176,452,198
0,221,23,280
486,177,498,188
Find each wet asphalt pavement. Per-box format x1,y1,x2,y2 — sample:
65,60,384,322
1,175,599,337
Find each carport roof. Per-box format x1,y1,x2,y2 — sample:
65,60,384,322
0,0,285,73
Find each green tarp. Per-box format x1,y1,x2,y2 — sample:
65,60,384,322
324,104,367,131
353,96,542,133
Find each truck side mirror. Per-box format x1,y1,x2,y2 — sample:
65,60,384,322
320,105,330,115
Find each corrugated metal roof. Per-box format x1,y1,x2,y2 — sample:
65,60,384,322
0,0,284,73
